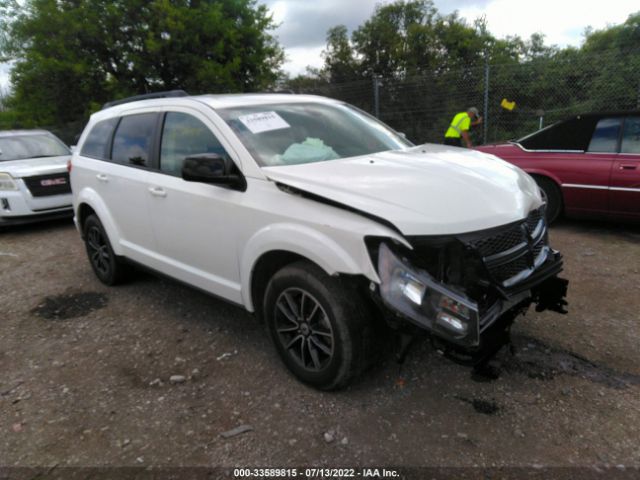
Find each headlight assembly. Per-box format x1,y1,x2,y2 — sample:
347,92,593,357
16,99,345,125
377,242,480,346
0,173,18,191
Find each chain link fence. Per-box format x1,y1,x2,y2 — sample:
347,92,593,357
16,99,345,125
291,49,640,146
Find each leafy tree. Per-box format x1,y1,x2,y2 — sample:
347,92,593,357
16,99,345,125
351,0,440,78
0,0,284,126
322,25,359,83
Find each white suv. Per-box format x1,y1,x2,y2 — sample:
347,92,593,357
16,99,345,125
71,91,568,389
0,130,72,226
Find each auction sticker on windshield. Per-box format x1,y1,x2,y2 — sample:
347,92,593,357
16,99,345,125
239,111,290,134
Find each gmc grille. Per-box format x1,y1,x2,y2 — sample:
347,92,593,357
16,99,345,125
23,172,71,197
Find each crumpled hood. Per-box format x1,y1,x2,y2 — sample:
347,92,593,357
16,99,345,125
263,144,543,236
0,155,70,178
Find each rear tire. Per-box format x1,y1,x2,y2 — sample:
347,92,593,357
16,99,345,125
263,261,377,390
83,214,129,285
534,176,562,224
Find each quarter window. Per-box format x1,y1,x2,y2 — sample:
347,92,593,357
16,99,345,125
587,118,622,153
160,112,228,176
80,118,118,160
621,117,640,154
111,113,157,167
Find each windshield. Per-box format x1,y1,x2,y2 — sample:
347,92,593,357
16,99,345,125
0,134,70,162
218,102,412,167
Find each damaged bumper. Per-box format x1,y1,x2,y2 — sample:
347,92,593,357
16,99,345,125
369,212,568,358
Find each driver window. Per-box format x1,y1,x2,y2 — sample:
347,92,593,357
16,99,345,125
160,112,228,176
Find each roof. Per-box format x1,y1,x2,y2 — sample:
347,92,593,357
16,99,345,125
194,93,340,109
563,111,640,120
91,93,341,122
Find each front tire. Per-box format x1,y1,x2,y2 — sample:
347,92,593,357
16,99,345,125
264,261,376,390
534,176,563,224
83,214,128,285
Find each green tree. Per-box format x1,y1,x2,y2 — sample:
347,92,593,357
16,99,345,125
322,25,359,83
0,0,284,126
351,0,440,77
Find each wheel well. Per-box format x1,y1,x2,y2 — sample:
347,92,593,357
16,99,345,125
250,251,311,321
529,174,563,202
529,173,560,187
77,203,96,236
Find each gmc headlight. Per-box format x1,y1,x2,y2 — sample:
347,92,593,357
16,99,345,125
378,242,480,346
0,173,18,191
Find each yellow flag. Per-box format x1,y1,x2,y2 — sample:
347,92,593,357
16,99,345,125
501,98,516,111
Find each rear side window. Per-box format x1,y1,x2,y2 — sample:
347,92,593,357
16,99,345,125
587,118,622,153
80,118,118,159
160,112,228,176
112,113,157,167
621,117,640,154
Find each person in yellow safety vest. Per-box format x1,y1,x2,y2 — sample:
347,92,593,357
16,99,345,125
444,107,483,148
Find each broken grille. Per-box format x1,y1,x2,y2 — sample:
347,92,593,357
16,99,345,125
464,207,548,287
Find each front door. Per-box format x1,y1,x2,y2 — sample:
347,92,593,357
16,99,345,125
145,109,245,304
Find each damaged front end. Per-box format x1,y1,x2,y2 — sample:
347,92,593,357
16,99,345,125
366,206,569,364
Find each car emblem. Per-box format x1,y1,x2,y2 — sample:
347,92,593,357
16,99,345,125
41,178,67,186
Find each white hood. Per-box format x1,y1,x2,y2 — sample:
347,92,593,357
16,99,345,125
0,155,70,178
263,144,543,236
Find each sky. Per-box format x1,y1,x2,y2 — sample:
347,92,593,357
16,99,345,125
259,0,640,77
0,0,638,89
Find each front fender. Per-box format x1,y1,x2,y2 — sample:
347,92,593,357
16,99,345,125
75,187,123,256
240,223,379,311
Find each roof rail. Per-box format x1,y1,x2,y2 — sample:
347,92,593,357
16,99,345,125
102,90,189,110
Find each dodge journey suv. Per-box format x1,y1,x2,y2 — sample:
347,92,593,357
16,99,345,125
71,91,568,390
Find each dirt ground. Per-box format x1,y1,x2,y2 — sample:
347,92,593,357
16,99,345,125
1,217,639,476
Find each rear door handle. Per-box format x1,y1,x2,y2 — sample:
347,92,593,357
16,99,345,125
620,164,637,170
148,186,167,198
96,173,109,182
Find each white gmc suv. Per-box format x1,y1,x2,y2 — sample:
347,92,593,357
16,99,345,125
0,130,72,226
70,91,568,389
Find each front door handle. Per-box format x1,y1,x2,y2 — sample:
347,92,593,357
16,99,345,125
148,186,167,198
620,164,637,170
96,173,108,182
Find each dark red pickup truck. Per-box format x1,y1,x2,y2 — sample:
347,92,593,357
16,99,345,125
476,112,640,222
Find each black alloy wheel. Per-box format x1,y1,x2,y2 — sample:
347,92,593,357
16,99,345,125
83,214,128,285
86,224,110,277
274,287,335,372
264,260,379,390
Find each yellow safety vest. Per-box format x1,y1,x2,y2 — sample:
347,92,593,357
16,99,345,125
445,112,471,138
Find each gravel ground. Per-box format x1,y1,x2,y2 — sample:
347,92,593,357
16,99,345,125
1,218,639,474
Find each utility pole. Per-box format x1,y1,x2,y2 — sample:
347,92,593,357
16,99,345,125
483,54,490,145
373,75,381,119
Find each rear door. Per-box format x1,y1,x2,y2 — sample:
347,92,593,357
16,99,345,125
78,112,159,261
609,116,640,219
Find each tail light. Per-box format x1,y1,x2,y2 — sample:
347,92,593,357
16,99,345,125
67,159,72,173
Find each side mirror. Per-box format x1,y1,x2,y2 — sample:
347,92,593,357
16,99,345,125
181,153,246,191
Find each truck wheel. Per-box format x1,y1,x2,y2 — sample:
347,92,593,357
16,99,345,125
535,176,562,224
83,214,129,285
263,261,376,390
